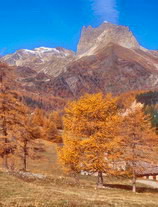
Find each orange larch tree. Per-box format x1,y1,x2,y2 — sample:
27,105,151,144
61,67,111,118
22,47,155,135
121,104,158,193
59,93,122,186
43,117,62,143
49,111,63,130
0,65,26,169
16,107,42,171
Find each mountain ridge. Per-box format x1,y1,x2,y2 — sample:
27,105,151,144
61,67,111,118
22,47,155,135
1,22,158,100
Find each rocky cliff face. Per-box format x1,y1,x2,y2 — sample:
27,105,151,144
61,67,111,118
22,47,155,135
77,23,140,56
1,22,158,100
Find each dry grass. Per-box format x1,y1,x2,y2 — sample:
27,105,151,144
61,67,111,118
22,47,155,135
1,172,158,207
0,141,158,207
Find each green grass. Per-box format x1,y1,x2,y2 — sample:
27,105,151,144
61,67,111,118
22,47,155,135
0,141,158,207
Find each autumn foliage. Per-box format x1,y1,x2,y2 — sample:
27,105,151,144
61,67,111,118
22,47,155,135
0,63,158,194
59,93,123,185
120,105,158,192
58,92,158,191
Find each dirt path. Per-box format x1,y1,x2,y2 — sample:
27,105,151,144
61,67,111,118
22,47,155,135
137,179,158,188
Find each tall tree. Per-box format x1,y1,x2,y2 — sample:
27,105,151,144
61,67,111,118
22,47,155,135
16,107,42,171
0,64,26,169
59,93,122,186
121,105,157,193
49,111,63,130
32,108,45,128
43,117,62,143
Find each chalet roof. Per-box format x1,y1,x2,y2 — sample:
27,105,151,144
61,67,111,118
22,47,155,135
135,161,158,176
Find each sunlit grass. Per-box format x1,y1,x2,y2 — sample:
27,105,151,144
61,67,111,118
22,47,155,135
0,140,158,207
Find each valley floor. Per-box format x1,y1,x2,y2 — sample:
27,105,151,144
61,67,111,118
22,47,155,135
1,171,158,207
0,142,158,207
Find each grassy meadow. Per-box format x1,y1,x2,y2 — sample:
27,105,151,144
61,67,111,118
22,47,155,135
0,141,158,207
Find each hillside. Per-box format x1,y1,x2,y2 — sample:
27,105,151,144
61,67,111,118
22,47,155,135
0,63,66,110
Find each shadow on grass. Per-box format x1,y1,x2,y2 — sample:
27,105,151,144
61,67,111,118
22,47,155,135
103,183,158,193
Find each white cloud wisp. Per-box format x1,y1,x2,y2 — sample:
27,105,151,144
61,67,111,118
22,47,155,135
89,0,119,23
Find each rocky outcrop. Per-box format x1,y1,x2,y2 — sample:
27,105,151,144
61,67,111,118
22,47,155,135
77,22,140,56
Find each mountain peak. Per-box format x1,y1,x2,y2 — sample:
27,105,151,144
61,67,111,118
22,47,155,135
77,23,140,56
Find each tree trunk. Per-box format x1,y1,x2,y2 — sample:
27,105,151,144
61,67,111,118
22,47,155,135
131,142,137,193
2,114,9,169
23,140,27,171
3,154,8,169
97,171,104,186
132,169,136,193
73,172,79,185
10,157,15,171
3,138,9,169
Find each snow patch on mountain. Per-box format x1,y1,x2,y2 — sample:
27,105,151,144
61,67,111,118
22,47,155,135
20,47,69,57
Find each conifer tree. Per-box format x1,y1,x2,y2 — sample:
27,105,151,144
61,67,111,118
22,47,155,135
50,111,63,130
0,65,26,169
16,107,42,171
0,64,43,171
121,105,157,193
43,117,62,143
32,108,45,127
59,93,122,186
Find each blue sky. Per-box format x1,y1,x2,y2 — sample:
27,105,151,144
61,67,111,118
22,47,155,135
0,0,158,55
